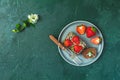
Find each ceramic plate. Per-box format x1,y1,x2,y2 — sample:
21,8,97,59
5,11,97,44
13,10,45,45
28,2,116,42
58,20,104,66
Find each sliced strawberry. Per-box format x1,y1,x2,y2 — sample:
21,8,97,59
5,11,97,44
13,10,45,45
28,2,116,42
76,24,86,35
86,27,96,38
64,39,72,47
74,45,83,54
72,36,80,44
91,36,101,45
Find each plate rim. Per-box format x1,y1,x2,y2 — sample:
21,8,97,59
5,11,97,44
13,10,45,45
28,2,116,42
58,20,104,66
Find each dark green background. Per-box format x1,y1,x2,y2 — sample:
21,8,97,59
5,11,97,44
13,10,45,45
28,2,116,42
0,0,120,80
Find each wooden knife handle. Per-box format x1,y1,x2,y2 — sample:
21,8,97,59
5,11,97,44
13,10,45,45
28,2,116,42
49,35,65,50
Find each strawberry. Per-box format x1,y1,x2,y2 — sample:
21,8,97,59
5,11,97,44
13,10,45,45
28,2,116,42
64,39,72,47
74,45,83,54
76,24,86,35
72,36,80,44
91,36,101,45
86,27,96,38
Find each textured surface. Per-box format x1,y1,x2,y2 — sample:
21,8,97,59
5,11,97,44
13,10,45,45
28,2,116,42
0,0,120,80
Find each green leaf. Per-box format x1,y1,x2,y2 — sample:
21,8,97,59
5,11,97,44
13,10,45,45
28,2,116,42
20,26,26,31
30,23,35,27
12,29,20,33
91,27,96,32
23,20,30,26
23,23,27,27
16,24,21,29
23,20,28,23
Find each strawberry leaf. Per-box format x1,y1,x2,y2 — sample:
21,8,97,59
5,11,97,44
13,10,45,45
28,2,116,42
91,27,96,32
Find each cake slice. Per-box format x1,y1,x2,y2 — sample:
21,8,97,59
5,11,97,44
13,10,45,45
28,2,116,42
82,48,96,58
63,32,86,54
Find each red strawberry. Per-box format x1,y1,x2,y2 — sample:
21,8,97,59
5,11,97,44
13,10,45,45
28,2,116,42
76,24,86,35
64,39,72,47
74,45,83,53
72,36,80,44
91,36,101,45
86,27,96,38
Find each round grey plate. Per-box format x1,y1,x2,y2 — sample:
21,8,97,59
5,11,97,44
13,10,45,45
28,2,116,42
58,20,104,66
